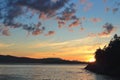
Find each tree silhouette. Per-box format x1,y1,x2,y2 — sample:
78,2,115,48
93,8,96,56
86,34,120,76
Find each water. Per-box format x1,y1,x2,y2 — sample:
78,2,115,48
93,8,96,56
0,64,119,80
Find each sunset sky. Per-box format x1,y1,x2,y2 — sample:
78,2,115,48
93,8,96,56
0,0,120,62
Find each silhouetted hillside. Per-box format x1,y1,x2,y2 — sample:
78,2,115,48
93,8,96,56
85,34,120,77
0,55,86,64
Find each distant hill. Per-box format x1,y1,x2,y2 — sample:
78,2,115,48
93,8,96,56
85,34,120,77
0,55,87,64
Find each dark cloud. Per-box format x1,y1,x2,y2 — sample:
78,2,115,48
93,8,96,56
2,27,10,36
89,23,116,37
58,21,66,28
0,0,70,36
105,7,110,13
16,0,69,14
57,3,77,21
112,8,119,13
99,23,116,36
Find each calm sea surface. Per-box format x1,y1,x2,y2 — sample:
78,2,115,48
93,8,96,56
0,64,119,80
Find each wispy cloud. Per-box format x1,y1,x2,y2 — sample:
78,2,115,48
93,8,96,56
83,2,93,12
90,18,102,23
0,43,14,48
29,36,106,55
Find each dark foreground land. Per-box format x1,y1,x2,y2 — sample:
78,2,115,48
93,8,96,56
85,34,120,77
0,55,87,64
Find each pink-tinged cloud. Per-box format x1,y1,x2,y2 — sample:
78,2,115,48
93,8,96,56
68,29,74,32
57,11,76,21
69,19,80,28
80,0,87,4
90,18,102,23
80,27,84,31
84,2,93,12
2,27,10,36
88,33,97,37
39,12,48,20
58,21,66,28
45,31,55,36
103,0,107,3
36,22,41,27
32,29,43,36
81,17,86,21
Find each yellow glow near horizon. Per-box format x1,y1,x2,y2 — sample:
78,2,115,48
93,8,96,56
88,57,96,62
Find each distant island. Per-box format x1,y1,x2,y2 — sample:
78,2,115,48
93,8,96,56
0,55,87,64
85,34,120,77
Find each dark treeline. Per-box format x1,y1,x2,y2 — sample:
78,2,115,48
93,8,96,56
85,34,120,77
0,55,87,64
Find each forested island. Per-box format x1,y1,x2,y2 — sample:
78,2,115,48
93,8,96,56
85,34,120,77
0,55,86,64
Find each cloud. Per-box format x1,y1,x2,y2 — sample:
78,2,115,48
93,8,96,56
51,0,59,3
112,8,119,14
57,5,77,21
45,31,55,36
103,0,107,3
16,0,69,14
80,0,87,4
80,27,85,31
0,0,70,36
90,18,102,23
98,23,116,37
89,23,116,37
69,19,80,28
83,2,93,12
58,21,66,28
39,12,48,20
2,27,10,36
0,43,14,48
32,28,43,36
105,7,110,13
30,36,106,56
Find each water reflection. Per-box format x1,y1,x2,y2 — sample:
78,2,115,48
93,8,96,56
0,65,120,80
95,74,120,80
0,74,27,80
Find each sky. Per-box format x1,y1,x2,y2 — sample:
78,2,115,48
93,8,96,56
0,0,120,62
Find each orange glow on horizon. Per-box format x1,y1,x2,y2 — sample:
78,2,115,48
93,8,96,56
26,53,95,62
